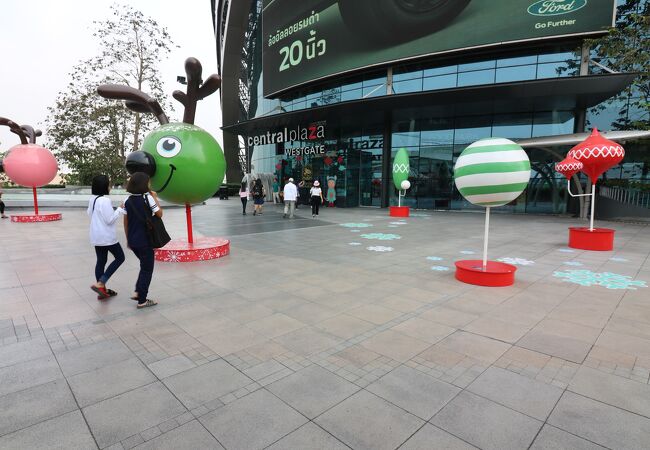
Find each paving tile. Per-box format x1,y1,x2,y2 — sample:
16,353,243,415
431,391,542,450
400,424,477,450
0,410,97,450
267,364,359,419
0,355,62,397
530,424,606,450
548,391,650,450
147,354,197,379
315,314,375,340
199,389,307,450
243,359,287,381
82,382,186,449
0,336,51,368
391,317,456,344
273,327,342,356
467,366,563,421
163,359,251,409
197,325,267,356
56,338,133,377
568,365,650,419
68,358,156,407
266,422,348,450
462,317,531,344
316,390,423,450
246,313,305,338
595,330,650,359
518,319,600,364
366,365,460,420
347,304,403,325
0,379,77,436
133,420,223,450
334,344,381,367
437,331,511,364
360,329,430,362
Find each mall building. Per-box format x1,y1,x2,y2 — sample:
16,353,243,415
213,0,649,216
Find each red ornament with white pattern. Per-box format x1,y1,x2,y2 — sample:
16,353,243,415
566,128,624,181
554,157,583,181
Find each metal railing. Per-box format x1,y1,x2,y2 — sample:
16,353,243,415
600,186,650,209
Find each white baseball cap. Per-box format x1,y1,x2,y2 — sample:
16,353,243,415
288,178,294,182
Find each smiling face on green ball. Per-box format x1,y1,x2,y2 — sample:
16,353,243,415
141,123,226,204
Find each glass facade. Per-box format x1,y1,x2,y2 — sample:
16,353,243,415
237,0,648,214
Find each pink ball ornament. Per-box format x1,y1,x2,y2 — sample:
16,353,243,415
3,144,58,187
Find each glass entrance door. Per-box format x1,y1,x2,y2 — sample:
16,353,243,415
359,147,383,206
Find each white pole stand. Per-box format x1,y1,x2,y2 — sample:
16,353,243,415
482,207,490,271
589,184,596,232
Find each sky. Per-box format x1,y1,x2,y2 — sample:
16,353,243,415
0,0,223,161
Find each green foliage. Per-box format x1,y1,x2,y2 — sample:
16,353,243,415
45,4,176,185
586,0,649,130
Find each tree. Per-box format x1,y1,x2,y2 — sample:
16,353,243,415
586,0,649,131
46,4,176,185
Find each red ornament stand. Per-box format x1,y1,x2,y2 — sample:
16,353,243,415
568,227,615,251
155,204,230,262
389,206,410,217
455,260,517,287
10,187,62,223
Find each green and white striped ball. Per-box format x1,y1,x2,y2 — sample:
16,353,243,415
454,138,530,207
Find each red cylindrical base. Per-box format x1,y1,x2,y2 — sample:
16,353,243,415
568,227,615,251
155,237,230,262
10,213,62,223
454,260,517,287
389,206,410,217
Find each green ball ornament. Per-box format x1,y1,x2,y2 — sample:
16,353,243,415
393,148,410,190
141,123,226,204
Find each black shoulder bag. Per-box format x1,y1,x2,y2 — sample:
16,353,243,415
131,195,171,248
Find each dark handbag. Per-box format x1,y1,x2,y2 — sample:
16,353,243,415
132,195,171,248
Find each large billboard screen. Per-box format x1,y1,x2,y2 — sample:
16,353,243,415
262,0,616,96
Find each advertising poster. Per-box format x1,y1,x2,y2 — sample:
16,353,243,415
262,0,616,96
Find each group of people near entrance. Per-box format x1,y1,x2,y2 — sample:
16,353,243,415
239,177,324,218
88,172,160,309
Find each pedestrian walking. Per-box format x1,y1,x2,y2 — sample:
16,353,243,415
283,178,298,218
252,178,265,215
239,181,249,215
272,177,280,204
88,175,125,299
0,187,7,218
123,172,161,309
310,180,324,218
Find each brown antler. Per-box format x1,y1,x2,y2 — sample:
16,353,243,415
173,57,221,125
0,117,28,144
97,84,169,125
18,125,42,144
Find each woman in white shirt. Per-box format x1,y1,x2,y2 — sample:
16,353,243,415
310,180,324,218
239,181,249,215
88,175,125,299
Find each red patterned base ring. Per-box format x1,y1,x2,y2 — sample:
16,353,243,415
154,237,230,262
10,213,62,223
389,206,410,217
455,260,517,287
568,227,615,251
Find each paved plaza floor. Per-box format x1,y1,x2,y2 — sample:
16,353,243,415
0,199,649,449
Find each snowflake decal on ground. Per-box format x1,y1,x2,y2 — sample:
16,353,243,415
340,223,373,228
460,250,475,255
557,248,575,253
426,256,443,261
610,257,628,262
563,261,584,267
497,257,535,266
360,233,401,241
351,229,360,233
388,225,398,228
431,266,450,271
367,246,394,252
553,270,647,290
389,221,407,225
349,242,361,246
410,213,430,218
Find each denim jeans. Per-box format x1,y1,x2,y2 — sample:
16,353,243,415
95,243,125,284
131,246,155,303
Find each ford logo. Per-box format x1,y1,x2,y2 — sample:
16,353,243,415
527,0,587,16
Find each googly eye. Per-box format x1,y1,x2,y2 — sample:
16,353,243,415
156,137,181,158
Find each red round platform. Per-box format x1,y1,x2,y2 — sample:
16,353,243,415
389,206,410,217
154,237,230,262
568,227,614,251
10,213,62,223
454,260,517,287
